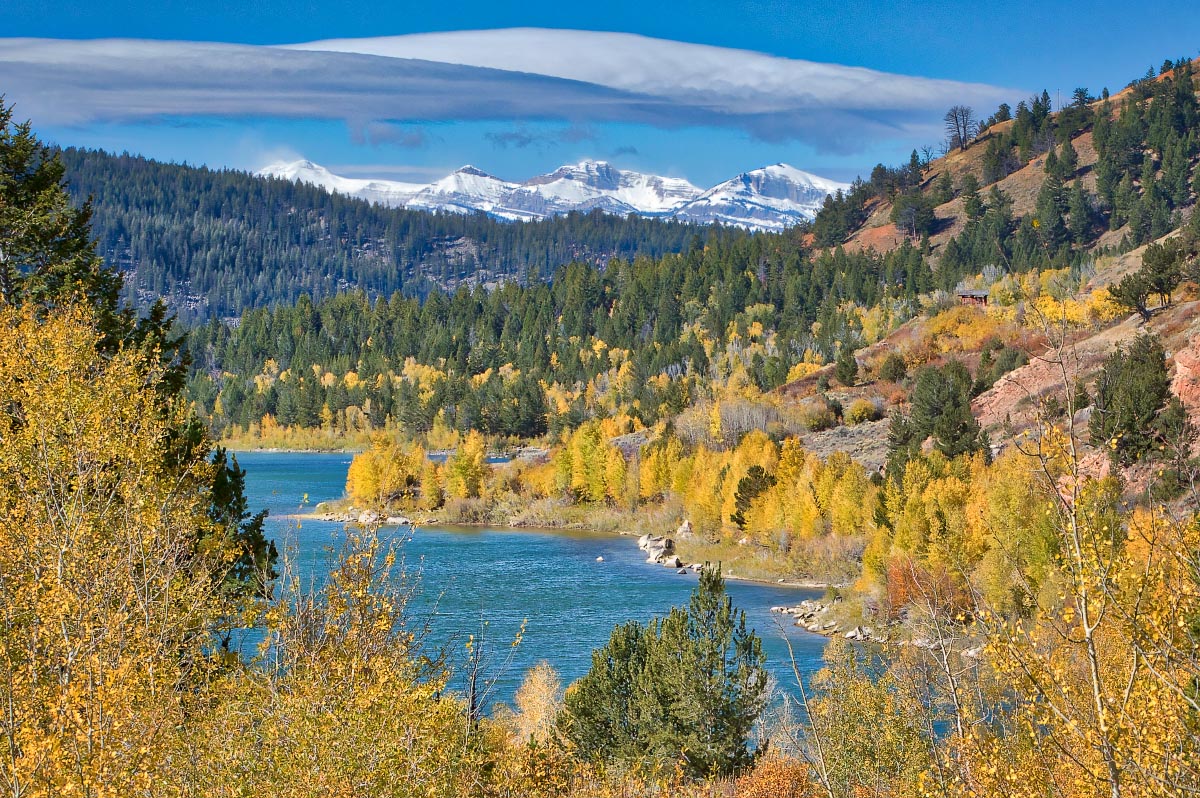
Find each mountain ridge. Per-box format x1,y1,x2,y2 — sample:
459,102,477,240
258,158,849,231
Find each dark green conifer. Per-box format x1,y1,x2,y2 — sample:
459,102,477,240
559,567,767,777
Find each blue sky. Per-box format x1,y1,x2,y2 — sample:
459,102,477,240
2,1,1198,186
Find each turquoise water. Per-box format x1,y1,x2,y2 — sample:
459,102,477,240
235,451,828,708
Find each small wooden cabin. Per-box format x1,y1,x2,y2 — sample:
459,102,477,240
955,289,989,307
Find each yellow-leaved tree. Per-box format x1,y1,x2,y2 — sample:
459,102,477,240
446,429,488,499
345,435,428,507
177,527,488,797
0,304,234,794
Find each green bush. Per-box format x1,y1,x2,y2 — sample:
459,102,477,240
878,353,908,383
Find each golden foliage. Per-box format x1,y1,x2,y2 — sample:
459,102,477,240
447,429,488,499
346,435,428,506
734,756,816,798
923,305,1006,353
845,398,882,425
179,526,486,797
503,662,564,745
0,304,233,794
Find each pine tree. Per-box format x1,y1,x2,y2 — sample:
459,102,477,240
1067,179,1094,244
0,100,277,607
559,566,767,777
557,620,649,763
0,103,121,323
933,170,954,205
960,173,984,220
1110,270,1152,321
1112,173,1137,231
1089,334,1171,466
879,352,908,383
1043,147,1060,180
891,361,986,468
1059,138,1079,176
1141,239,1184,307
1162,137,1190,206
731,465,776,529
207,448,276,600
1034,172,1069,252
835,346,859,386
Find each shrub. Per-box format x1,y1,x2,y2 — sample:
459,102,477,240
799,400,837,432
846,398,882,425
443,496,490,523
735,756,816,798
878,352,908,383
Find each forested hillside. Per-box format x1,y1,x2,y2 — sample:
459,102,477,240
820,59,1200,269
187,234,935,439
188,60,1200,451
58,148,716,321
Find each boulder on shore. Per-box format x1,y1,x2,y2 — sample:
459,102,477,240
639,535,674,554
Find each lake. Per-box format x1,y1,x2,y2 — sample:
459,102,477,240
235,450,829,709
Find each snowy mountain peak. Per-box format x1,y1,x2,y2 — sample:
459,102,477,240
453,165,495,177
673,163,852,232
258,158,849,231
751,163,849,193
262,159,329,180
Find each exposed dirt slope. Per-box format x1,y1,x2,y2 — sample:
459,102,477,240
844,129,1101,258
839,62,1196,260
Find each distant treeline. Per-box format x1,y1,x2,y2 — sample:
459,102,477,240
58,147,722,322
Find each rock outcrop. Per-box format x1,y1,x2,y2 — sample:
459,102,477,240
771,599,887,642
637,533,682,567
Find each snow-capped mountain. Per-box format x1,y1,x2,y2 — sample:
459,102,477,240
257,158,848,231
511,160,703,217
672,164,850,232
262,159,426,207
405,166,520,217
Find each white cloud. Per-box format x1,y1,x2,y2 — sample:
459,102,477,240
0,30,1019,153
288,29,1010,115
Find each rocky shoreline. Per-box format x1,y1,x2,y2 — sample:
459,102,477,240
769,599,885,642
308,506,437,526
635,524,704,574
298,504,843,594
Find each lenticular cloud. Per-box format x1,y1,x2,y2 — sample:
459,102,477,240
0,29,1017,152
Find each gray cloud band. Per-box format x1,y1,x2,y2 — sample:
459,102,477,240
0,36,1016,153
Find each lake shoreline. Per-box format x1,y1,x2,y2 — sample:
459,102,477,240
283,509,843,591
233,450,835,705
225,445,366,454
